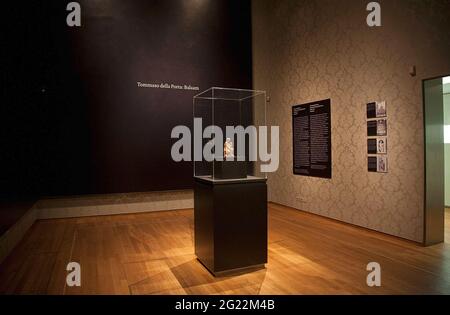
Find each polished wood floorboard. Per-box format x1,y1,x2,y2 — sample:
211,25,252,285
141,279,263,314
446,208,450,244
1,203,450,294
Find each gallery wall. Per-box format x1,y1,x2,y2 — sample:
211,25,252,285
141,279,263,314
252,0,450,242
445,93,450,207
1,0,252,199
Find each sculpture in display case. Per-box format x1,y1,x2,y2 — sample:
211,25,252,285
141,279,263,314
224,138,234,159
215,137,246,179
193,87,267,181
193,87,268,276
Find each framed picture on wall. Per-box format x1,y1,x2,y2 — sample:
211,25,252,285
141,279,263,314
367,101,387,119
368,138,377,154
367,120,377,136
377,119,387,136
368,156,388,173
377,156,388,173
367,102,377,119
368,156,378,172
376,101,387,117
377,137,387,154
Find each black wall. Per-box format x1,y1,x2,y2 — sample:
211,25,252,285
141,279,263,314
0,0,252,199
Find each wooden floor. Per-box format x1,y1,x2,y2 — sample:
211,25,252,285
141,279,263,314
1,204,450,295
445,207,450,243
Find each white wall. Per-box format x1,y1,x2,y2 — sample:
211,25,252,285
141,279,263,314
445,93,450,207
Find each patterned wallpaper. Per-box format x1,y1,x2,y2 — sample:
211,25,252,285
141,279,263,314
252,0,450,242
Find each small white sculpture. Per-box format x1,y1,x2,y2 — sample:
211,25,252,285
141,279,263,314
224,138,234,159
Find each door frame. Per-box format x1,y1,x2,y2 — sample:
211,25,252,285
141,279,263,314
422,73,449,246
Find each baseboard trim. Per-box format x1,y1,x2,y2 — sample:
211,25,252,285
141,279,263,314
268,201,423,246
36,190,194,220
0,190,194,264
0,204,37,264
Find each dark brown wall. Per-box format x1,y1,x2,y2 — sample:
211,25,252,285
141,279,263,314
1,0,252,199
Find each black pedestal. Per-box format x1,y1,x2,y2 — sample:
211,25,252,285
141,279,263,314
213,160,247,179
194,176,267,276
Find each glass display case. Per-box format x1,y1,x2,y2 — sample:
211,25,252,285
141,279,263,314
193,87,267,180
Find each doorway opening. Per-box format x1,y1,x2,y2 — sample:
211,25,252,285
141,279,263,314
423,75,450,245
444,77,450,243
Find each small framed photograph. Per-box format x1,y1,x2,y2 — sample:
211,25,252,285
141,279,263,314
376,101,387,118
367,102,376,119
377,137,387,154
368,139,377,154
367,120,377,136
366,101,387,119
368,156,377,172
377,119,387,136
377,156,388,173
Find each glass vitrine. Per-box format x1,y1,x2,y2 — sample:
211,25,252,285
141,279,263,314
193,87,267,180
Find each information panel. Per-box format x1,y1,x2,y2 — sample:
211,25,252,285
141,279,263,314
292,99,332,179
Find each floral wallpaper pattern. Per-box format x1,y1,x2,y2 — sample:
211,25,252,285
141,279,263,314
252,0,450,242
